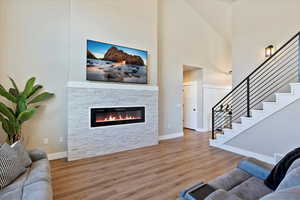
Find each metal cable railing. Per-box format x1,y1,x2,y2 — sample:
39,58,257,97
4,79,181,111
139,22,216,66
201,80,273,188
212,32,300,139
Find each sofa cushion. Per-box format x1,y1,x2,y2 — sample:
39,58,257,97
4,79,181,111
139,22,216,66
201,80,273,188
11,141,32,168
27,149,47,162
25,159,51,185
229,177,272,200
208,168,251,191
0,187,23,200
0,169,29,195
204,189,242,200
277,167,300,191
261,186,300,200
0,144,26,189
22,180,52,200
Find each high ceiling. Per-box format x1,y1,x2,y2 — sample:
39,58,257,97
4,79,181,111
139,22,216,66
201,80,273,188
185,0,234,43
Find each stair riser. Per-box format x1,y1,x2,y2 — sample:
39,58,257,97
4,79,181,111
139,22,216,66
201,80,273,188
210,83,300,146
276,95,296,104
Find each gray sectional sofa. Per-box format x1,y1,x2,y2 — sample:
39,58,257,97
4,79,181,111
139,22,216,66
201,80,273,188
0,149,52,200
181,157,300,200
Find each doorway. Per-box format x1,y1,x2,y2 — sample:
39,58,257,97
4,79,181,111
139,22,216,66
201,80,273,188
183,65,203,131
183,82,197,129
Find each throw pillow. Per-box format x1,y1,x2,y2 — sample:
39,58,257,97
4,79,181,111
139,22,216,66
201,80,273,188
0,143,26,189
11,141,32,168
277,167,300,191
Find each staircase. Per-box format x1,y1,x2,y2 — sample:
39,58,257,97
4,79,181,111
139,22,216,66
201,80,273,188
210,32,300,148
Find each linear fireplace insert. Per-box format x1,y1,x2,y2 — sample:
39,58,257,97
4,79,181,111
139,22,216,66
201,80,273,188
90,106,145,127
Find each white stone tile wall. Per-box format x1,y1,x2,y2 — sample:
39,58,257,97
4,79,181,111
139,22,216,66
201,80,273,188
67,83,158,161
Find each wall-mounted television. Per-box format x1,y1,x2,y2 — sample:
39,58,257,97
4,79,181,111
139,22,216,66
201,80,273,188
86,40,148,84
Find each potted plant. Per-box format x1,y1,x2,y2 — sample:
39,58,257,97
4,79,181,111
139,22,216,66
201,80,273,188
0,77,54,144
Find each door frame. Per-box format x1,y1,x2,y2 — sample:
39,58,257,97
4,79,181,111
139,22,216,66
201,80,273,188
183,81,198,130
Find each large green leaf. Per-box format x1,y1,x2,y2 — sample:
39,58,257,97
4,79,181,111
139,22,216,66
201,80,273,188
17,108,36,123
0,87,17,103
28,92,54,104
28,84,43,98
9,77,19,95
9,88,18,97
1,118,15,136
0,113,6,123
0,103,15,121
16,95,27,115
23,77,36,97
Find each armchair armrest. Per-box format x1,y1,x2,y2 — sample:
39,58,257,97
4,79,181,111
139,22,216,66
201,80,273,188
179,181,204,200
237,158,273,180
27,149,48,162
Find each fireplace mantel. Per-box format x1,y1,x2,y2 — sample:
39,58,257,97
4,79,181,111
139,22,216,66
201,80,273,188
67,81,158,91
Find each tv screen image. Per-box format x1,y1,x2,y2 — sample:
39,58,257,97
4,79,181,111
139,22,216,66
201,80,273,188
86,40,148,84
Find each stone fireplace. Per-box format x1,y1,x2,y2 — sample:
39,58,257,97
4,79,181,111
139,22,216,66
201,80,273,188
67,82,158,161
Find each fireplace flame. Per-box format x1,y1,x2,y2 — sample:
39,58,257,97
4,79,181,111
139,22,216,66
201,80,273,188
96,114,141,122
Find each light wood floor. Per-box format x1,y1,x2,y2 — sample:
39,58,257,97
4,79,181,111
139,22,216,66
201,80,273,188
50,130,242,200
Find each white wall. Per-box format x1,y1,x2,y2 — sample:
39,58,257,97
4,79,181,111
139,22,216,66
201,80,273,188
69,0,158,85
227,99,300,157
203,85,231,131
232,0,300,86
0,0,158,154
185,0,233,43
0,0,70,153
0,0,232,154
158,0,232,137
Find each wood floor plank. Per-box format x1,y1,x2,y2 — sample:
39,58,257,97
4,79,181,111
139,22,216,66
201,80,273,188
51,130,242,200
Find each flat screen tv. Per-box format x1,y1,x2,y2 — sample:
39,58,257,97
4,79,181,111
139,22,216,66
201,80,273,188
86,40,148,84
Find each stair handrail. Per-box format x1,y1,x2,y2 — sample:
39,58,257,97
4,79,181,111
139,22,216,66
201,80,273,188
212,31,300,139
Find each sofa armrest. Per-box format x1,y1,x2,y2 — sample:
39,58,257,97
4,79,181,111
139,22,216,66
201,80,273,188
237,158,273,180
204,189,243,200
27,149,48,162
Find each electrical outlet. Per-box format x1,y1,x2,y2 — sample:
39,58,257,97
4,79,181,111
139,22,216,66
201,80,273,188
43,138,48,144
59,137,63,143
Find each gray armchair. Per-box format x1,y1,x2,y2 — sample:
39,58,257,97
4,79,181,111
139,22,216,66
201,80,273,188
181,157,300,200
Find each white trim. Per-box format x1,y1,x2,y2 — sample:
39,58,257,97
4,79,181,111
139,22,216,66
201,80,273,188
48,152,67,160
202,84,231,90
67,81,159,91
195,128,208,132
159,132,184,141
210,143,276,164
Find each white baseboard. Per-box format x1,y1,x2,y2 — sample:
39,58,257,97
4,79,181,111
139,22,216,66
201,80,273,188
159,132,184,141
195,128,208,132
48,152,67,160
211,144,276,164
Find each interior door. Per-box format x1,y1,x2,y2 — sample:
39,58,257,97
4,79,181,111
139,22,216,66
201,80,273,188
183,83,197,130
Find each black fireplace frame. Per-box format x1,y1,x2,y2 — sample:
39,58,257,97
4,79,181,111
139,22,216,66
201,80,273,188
90,106,145,127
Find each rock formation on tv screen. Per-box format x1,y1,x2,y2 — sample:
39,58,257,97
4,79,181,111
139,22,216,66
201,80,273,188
103,47,145,66
87,50,98,59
